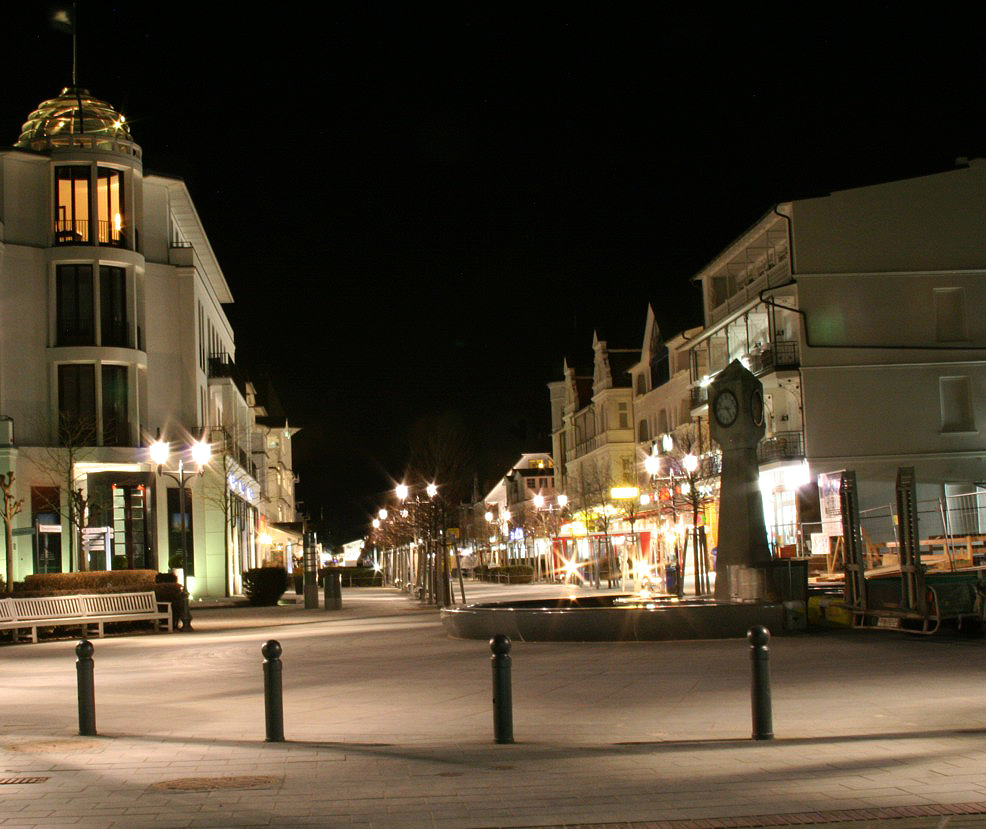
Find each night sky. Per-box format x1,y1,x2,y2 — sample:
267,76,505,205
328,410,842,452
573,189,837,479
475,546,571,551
3,3,983,543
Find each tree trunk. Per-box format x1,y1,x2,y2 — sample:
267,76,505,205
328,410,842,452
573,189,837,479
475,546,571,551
4,520,13,593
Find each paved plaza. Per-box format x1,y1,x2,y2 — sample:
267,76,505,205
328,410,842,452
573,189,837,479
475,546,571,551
3,583,986,828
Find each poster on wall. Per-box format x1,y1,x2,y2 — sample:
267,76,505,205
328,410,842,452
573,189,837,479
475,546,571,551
817,471,844,536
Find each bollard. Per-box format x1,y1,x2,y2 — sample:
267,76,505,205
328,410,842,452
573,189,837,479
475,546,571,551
748,625,774,740
490,634,514,744
324,571,342,611
76,639,97,737
262,640,285,742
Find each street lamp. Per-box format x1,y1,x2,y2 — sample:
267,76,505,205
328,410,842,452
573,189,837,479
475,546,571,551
148,436,211,631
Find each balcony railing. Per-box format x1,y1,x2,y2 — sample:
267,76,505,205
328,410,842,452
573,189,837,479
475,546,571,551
690,384,709,409
757,430,805,464
54,218,89,244
54,219,127,247
748,340,800,374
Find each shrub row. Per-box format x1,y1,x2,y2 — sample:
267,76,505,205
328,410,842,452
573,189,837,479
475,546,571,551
23,570,159,591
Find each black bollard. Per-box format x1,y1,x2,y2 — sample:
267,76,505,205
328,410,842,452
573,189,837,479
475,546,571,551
748,625,774,740
262,640,285,742
324,571,342,611
490,634,514,744
76,639,97,737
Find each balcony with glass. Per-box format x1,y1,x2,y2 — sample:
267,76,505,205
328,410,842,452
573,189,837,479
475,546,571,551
689,301,801,411
54,166,127,248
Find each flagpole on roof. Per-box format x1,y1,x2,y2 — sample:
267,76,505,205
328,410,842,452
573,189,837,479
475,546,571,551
72,0,78,87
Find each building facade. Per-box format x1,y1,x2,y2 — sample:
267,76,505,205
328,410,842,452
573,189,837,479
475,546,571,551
686,160,986,550
0,87,298,596
544,161,986,589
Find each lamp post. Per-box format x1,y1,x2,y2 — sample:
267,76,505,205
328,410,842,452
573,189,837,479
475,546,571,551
148,436,211,631
395,481,445,604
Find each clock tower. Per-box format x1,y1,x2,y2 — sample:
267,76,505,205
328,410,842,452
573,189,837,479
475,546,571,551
708,360,775,601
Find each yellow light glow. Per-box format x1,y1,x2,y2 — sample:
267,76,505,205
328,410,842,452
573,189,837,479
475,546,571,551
610,486,639,500
148,439,169,466
191,440,212,467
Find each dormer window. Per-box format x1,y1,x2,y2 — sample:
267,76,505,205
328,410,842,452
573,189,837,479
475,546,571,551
55,165,126,247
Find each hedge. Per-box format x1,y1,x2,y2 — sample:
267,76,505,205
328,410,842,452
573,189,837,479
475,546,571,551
242,567,289,606
23,570,159,591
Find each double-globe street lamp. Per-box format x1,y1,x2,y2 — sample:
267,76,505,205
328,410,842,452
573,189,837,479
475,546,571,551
395,481,447,604
148,436,211,631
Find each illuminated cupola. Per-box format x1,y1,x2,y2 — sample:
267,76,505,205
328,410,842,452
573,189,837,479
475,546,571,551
15,86,139,159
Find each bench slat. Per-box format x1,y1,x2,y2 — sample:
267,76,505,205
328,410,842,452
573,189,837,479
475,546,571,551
1,591,172,641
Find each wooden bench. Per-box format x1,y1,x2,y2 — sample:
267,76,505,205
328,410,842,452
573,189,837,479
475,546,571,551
0,591,172,644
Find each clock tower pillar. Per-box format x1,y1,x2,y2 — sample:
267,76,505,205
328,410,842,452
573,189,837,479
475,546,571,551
708,360,774,601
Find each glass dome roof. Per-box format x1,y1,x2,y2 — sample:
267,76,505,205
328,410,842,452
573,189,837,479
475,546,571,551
16,86,133,149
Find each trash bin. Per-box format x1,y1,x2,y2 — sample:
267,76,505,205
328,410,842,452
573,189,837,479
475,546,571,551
324,571,342,611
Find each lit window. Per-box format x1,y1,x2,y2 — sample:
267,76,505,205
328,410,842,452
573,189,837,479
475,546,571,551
96,168,125,246
55,166,90,243
54,166,127,247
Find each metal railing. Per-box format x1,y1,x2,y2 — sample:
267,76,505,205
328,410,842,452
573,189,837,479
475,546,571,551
757,430,805,463
54,219,127,247
748,340,800,374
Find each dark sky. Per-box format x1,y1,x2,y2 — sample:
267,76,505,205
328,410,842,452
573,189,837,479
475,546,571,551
3,3,983,542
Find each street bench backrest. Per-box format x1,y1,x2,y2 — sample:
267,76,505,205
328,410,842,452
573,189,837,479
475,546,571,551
0,598,14,622
82,592,157,616
12,595,85,620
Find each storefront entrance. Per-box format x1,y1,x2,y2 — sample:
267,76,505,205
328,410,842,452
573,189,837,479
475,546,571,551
86,472,154,570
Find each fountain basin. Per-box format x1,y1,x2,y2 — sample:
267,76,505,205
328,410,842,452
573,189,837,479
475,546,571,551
441,594,787,641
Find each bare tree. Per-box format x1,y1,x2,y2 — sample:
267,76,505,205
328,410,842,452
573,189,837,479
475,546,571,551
200,429,252,580
568,457,618,588
0,471,24,593
406,412,476,607
659,421,720,596
33,414,99,571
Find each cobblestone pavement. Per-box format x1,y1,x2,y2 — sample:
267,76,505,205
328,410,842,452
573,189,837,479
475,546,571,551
2,584,986,829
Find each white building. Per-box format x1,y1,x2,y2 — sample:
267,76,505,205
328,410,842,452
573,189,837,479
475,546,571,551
0,86,298,596
479,452,557,566
686,159,986,546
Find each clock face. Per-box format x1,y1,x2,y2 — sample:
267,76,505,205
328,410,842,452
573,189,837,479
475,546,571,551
714,389,738,427
751,389,764,426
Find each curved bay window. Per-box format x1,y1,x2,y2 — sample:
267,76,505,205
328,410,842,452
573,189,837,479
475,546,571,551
56,265,129,348
56,363,130,447
55,165,126,247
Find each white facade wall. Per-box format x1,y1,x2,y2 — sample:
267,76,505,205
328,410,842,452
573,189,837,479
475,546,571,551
0,88,270,596
682,160,986,539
